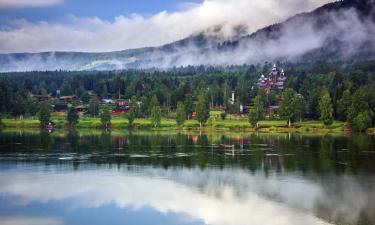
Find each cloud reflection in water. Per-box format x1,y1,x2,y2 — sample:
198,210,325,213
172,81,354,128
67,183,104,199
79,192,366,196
3,166,371,225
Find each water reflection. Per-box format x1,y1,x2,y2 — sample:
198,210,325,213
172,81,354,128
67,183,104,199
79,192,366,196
0,130,374,225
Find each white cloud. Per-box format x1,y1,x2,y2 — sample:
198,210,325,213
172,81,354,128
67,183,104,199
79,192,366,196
0,217,62,225
0,0,333,53
0,168,338,225
0,0,62,8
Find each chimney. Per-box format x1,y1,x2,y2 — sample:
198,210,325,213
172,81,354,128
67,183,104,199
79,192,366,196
232,91,235,103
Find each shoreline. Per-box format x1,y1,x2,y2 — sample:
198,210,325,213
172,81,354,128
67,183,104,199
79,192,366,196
0,118,354,134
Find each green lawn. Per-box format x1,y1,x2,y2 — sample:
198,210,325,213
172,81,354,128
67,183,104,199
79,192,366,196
258,120,288,127
1,114,347,133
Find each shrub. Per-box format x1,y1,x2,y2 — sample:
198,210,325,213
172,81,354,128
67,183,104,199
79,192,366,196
220,112,227,120
352,111,372,132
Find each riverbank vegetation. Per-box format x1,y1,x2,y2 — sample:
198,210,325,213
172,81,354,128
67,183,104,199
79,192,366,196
0,115,346,133
0,60,374,133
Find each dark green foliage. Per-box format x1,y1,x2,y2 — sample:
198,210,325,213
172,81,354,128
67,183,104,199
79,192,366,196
127,96,138,127
61,80,72,95
352,111,373,132
184,93,193,119
80,91,91,103
222,81,231,110
67,107,79,127
89,95,100,117
176,102,186,126
279,88,304,125
39,81,47,95
228,96,241,114
248,95,265,127
139,96,149,118
38,101,51,127
306,88,322,120
150,106,162,128
236,77,248,105
70,76,82,95
220,112,227,120
336,90,352,121
347,85,375,131
149,95,159,115
196,87,210,127
101,84,108,98
0,60,374,131
11,91,37,118
100,107,112,128
319,93,334,126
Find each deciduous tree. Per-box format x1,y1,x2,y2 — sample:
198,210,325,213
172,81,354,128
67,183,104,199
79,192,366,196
279,88,304,126
196,87,209,128
352,111,373,132
176,102,186,126
100,107,112,129
150,106,161,128
319,93,334,126
248,95,265,127
38,101,51,127
127,96,138,127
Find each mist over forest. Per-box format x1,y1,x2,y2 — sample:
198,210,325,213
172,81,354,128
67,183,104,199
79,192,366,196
0,0,374,72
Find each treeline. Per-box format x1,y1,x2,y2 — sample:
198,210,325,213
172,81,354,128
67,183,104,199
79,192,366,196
0,60,375,131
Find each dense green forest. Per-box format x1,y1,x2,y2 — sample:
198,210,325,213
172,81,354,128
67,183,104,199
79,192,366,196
0,60,375,131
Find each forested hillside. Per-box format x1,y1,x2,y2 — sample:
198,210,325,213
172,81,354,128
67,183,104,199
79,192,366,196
1,60,374,131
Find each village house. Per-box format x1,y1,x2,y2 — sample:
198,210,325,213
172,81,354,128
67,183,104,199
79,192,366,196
76,105,89,116
112,99,129,115
53,103,68,112
257,64,286,93
31,94,51,102
59,95,79,104
102,98,114,105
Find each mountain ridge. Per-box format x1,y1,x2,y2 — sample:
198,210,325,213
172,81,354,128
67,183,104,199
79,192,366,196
0,0,374,72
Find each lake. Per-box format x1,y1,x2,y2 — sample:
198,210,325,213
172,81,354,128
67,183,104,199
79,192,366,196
0,129,374,225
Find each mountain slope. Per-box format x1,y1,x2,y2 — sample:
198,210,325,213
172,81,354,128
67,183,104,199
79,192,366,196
0,0,374,72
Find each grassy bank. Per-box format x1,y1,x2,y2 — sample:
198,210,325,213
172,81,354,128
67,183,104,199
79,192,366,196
1,115,348,133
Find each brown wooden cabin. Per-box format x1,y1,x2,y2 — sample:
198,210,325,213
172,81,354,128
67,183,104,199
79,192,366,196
59,95,79,103
32,94,51,102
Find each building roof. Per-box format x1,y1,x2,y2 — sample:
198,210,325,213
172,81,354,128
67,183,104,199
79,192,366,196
60,95,78,99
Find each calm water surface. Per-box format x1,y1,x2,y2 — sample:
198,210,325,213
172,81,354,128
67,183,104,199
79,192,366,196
0,130,374,225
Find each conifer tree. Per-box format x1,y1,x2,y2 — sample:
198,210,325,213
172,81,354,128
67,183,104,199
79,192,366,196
89,95,100,117
67,107,79,127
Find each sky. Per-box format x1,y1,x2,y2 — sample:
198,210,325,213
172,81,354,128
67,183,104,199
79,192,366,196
0,0,333,53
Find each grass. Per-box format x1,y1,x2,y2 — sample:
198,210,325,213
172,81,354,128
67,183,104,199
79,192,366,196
258,120,288,127
1,114,348,133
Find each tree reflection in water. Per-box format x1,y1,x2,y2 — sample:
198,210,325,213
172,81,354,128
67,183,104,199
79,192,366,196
0,130,374,225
